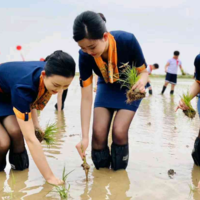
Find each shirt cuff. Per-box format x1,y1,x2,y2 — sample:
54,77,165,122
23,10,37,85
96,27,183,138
13,107,32,121
80,74,93,87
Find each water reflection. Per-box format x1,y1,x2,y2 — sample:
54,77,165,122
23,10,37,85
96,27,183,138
191,165,200,200
1,169,28,199
43,111,67,158
80,169,131,200
0,77,200,200
162,96,177,151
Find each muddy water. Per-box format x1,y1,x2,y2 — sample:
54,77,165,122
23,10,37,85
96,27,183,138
1,77,200,200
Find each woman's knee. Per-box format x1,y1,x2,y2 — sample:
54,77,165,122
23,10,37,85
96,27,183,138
0,137,10,152
112,125,128,145
92,125,108,148
8,126,23,139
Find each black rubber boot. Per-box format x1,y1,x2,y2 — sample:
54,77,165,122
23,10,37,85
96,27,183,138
111,143,129,171
192,137,200,166
92,146,111,170
9,148,29,170
0,159,6,171
149,90,153,95
161,86,167,94
170,90,174,95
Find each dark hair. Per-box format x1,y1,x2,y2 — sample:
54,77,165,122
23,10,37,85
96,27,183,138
98,13,106,22
44,50,76,77
153,63,159,69
194,54,200,68
174,51,180,56
73,11,107,42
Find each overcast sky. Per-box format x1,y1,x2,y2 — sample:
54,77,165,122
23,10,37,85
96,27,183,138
0,0,199,74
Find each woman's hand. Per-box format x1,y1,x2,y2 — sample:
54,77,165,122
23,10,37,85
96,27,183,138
132,79,146,93
47,176,64,185
175,99,189,112
76,138,89,160
34,125,45,142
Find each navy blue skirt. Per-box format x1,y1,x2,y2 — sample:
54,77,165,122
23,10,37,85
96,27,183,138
0,93,14,117
94,77,142,112
165,72,177,84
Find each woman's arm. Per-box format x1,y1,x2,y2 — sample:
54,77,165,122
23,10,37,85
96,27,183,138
31,109,40,129
189,81,200,99
17,118,63,185
76,84,93,159
177,81,200,110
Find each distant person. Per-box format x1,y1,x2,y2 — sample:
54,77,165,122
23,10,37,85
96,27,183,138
161,51,185,95
146,63,159,95
55,89,68,111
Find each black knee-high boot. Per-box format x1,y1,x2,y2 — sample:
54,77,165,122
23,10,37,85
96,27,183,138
192,137,200,166
9,148,29,170
111,143,129,171
55,89,68,110
92,146,111,170
0,159,6,171
170,90,174,95
161,86,167,94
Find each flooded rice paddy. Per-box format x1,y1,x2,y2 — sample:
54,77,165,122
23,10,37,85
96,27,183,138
1,77,200,200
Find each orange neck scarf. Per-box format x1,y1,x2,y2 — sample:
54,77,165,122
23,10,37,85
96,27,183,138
31,75,52,110
94,33,119,83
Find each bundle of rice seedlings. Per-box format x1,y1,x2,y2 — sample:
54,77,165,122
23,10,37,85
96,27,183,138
181,69,186,75
116,64,146,103
35,122,58,147
181,92,196,119
81,144,90,182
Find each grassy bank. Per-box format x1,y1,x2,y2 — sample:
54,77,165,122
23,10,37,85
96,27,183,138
75,72,194,79
150,74,193,79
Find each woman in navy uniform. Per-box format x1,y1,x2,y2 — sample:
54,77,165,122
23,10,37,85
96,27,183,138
177,54,200,166
73,11,148,170
0,50,75,185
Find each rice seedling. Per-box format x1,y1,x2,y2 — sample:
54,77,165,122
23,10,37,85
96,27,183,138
52,184,70,199
35,122,58,147
50,167,74,199
81,144,90,182
188,184,198,197
62,167,74,183
115,63,146,103
180,92,196,119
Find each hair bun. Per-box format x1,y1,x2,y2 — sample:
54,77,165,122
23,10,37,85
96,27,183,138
98,13,106,22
